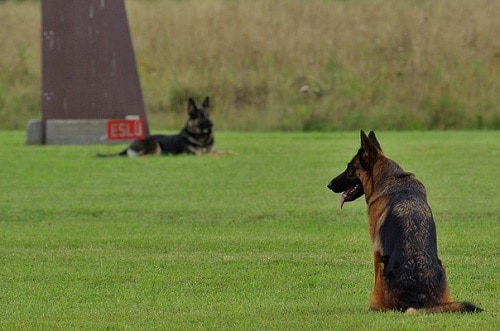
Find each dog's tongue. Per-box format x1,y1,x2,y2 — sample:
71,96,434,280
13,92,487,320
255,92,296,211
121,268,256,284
340,194,346,209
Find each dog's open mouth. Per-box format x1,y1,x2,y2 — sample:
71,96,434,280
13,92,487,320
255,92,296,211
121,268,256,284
340,183,363,208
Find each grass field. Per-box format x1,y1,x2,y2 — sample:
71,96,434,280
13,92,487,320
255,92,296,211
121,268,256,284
0,130,498,329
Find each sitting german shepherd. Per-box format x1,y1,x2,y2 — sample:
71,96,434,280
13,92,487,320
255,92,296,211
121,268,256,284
97,97,215,157
327,130,482,313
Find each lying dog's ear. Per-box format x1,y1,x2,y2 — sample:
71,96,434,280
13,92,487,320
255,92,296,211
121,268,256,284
188,98,197,114
202,97,210,108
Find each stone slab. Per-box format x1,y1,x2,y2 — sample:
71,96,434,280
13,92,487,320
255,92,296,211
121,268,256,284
25,119,44,145
45,119,109,145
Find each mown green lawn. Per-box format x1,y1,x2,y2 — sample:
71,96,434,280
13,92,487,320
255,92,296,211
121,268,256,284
0,130,498,330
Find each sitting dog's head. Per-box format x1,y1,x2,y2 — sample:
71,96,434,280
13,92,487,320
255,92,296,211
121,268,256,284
327,130,383,208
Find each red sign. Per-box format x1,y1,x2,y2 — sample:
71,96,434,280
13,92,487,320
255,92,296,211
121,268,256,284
106,119,145,141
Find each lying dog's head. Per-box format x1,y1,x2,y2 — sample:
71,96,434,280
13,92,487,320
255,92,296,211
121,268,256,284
327,130,383,208
186,97,213,135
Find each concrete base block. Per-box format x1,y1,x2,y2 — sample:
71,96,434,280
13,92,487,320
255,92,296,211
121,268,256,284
45,119,109,145
26,119,44,145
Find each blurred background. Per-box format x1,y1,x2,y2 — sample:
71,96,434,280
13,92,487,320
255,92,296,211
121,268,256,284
0,0,499,131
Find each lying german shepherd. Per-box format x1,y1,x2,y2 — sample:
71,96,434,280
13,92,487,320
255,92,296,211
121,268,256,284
327,130,482,313
97,97,215,157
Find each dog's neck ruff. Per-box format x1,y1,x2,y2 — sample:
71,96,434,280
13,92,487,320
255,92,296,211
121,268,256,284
181,129,214,147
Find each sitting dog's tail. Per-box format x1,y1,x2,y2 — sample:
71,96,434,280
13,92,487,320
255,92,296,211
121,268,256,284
407,302,482,314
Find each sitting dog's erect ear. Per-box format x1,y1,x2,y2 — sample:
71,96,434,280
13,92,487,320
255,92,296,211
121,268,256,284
202,97,210,108
359,130,382,170
360,130,382,152
360,130,370,149
368,131,382,152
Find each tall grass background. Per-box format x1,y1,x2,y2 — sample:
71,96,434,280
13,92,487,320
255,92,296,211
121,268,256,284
0,0,499,130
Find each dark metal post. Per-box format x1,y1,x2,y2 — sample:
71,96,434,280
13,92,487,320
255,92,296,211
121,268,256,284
40,0,148,144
